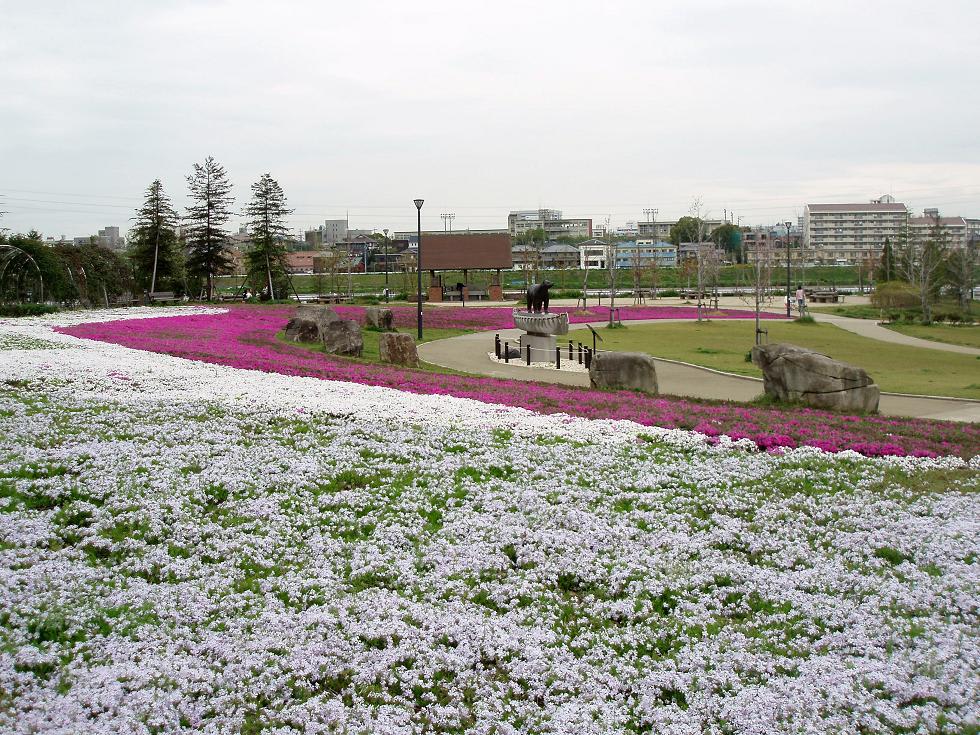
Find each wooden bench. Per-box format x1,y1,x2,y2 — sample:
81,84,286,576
217,292,244,302
314,293,352,304
111,293,140,307
148,291,180,304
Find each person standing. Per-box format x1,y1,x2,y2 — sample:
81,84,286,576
795,284,806,315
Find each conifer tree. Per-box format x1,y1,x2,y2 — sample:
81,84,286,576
185,156,234,300
244,173,293,300
129,179,181,293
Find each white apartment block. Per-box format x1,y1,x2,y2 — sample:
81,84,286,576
804,196,977,264
803,196,908,264
614,240,677,268
322,219,348,244
508,209,592,240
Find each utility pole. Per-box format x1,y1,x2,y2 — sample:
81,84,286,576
606,216,615,327
785,221,792,317
440,212,455,232
382,228,389,301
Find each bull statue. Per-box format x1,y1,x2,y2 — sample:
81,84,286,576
526,280,554,314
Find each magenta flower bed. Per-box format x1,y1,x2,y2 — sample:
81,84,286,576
328,304,782,332
58,306,979,459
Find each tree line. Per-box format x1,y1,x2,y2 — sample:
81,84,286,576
872,215,977,322
130,157,294,300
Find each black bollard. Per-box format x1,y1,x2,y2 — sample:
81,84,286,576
555,346,560,370
577,342,582,364
495,333,501,359
504,341,510,363
585,347,592,370
568,340,573,360
526,344,531,366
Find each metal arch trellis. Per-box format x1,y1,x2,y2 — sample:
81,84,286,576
0,244,44,303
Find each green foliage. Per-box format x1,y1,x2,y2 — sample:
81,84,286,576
669,216,705,246
185,156,235,300
871,281,920,309
0,303,58,317
128,179,183,294
244,174,294,300
711,223,743,262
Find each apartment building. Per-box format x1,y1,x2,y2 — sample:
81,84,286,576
614,240,677,268
909,209,971,250
637,218,726,240
507,209,592,240
803,195,908,264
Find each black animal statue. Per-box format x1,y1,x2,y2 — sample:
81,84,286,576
526,280,554,313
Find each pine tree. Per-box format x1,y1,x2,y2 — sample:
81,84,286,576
129,180,181,293
185,156,234,300
876,237,896,283
244,173,294,300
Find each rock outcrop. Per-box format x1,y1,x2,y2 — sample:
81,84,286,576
284,305,340,343
321,318,363,357
751,343,879,412
365,307,395,331
379,332,419,367
589,352,659,394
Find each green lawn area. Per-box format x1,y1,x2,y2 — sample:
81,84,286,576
574,320,980,399
278,327,472,373
884,323,980,350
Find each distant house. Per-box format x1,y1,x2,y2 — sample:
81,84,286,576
539,241,580,269
285,251,316,273
614,240,677,268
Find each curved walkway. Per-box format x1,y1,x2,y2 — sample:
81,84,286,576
418,318,980,423
809,312,980,356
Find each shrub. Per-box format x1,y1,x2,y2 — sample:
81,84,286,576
659,289,679,297
794,315,816,324
0,303,59,317
871,281,919,309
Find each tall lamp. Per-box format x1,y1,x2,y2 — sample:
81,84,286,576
785,221,792,317
414,198,424,339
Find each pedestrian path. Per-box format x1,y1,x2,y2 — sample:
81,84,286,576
417,318,980,423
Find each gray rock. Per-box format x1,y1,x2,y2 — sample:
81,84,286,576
751,343,879,412
283,316,320,343
365,306,395,331
284,305,342,343
321,319,363,357
589,351,659,394
379,332,419,367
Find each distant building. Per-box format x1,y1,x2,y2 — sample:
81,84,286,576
615,240,677,268
507,209,592,240
578,240,610,270
322,219,348,244
909,210,971,250
803,195,908,265
637,219,726,240
539,242,580,269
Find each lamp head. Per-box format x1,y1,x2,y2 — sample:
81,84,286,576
414,199,424,210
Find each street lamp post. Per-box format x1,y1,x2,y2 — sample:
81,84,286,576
414,199,424,339
785,221,792,317
382,228,389,302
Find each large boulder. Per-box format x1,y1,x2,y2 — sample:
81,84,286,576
365,306,395,331
589,352,658,394
284,305,341,343
379,332,419,367
751,343,879,412
321,319,363,357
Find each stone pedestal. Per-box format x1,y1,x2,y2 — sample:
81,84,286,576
427,286,443,302
488,284,503,301
519,333,556,361
512,310,569,363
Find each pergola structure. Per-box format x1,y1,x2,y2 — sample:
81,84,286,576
0,244,44,303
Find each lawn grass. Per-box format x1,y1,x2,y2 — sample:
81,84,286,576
884,323,980,350
573,320,980,399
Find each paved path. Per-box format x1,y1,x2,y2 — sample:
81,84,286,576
808,312,980,356
418,318,980,423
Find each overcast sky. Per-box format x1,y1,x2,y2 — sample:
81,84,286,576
2,0,979,238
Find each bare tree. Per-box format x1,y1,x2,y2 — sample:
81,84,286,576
946,237,977,314
897,211,949,323
741,237,775,344
688,198,710,321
